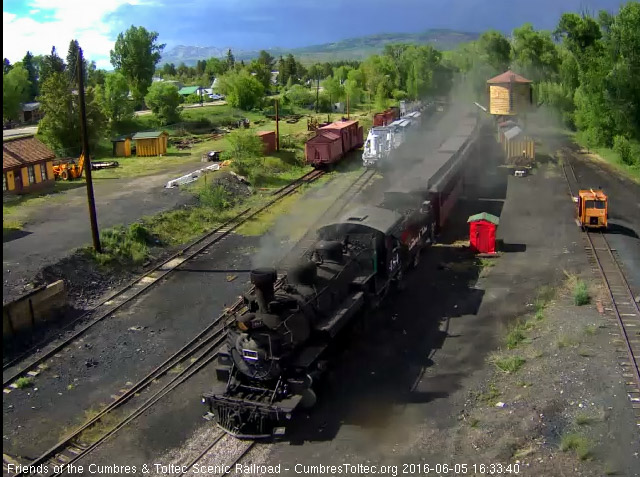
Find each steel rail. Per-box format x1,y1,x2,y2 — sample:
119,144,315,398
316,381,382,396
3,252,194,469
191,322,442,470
560,151,640,393
4,169,324,386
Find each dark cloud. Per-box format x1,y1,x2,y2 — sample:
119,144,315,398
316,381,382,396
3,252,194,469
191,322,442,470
108,0,624,50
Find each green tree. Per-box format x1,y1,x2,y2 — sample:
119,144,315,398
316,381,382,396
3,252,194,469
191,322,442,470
322,76,344,103
284,54,297,84
22,52,39,101
248,59,272,90
277,56,287,85
110,25,165,106
144,82,181,125
87,61,107,87
38,72,105,154
216,70,264,110
160,62,177,77
3,65,30,121
374,82,389,110
511,24,560,81
66,39,88,86
103,72,133,123
285,84,313,106
478,30,512,71
39,46,65,87
196,59,206,75
344,78,362,107
257,50,275,70
205,57,226,81
226,49,235,70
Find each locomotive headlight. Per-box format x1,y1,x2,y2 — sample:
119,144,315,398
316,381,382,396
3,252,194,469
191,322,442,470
286,413,292,420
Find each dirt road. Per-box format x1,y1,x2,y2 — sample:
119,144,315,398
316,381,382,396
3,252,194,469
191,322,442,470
2,162,201,302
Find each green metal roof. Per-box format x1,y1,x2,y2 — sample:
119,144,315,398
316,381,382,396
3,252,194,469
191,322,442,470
467,212,500,225
132,131,167,139
178,86,201,95
111,135,131,142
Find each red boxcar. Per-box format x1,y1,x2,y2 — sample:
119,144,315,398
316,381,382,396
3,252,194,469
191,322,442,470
305,131,343,166
319,119,363,153
373,108,400,127
305,119,364,167
256,131,276,154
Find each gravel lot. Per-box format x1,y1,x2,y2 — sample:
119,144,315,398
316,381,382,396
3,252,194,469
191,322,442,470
4,114,638,476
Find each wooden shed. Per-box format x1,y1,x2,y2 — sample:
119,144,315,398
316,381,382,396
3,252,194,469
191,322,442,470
487,70,533,117
111,135,132,157
468,212,499,254
503,126,535,162
3,136,55,194
132,131,168,157
256,131,276,155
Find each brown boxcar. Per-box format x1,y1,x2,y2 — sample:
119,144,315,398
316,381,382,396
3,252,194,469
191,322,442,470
319,119,363,154
256,131,276,154
305,131,343,166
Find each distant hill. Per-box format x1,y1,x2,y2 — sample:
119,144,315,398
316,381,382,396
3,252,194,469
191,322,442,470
160,29,479,66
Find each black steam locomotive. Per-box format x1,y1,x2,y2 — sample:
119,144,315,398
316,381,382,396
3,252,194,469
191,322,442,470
202,206,430,438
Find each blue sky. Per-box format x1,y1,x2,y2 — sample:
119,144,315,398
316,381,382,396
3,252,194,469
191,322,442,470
3,0,624,69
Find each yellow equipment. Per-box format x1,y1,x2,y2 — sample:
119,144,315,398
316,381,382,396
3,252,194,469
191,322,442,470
53,153,85,181
577,189,608,229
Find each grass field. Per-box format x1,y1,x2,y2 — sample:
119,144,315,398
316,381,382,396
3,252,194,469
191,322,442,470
572,131,640,183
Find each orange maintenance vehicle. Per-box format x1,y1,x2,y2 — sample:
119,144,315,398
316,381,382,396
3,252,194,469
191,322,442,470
52,153,85,181
576,189,608,229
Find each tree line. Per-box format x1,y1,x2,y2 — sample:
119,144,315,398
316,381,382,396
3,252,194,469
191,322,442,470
445,1,639,164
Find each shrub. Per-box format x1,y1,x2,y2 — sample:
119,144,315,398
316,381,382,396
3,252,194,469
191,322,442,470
15,377,34,389
492,356,525,373
573,280,590,306
613,135,633,165
506,322,528,349
93,223,153,266
560,433,592,460
198,185,230,210
227,129,264,160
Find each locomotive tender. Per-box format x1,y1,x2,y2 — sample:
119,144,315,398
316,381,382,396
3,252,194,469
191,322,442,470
202,111,479,439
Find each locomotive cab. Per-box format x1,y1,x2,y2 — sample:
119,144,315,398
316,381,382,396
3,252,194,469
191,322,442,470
577,189,608,229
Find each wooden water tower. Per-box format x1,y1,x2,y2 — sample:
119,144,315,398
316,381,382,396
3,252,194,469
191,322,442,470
487,70,533,117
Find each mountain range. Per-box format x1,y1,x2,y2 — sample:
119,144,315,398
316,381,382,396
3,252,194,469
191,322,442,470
160,29,479,66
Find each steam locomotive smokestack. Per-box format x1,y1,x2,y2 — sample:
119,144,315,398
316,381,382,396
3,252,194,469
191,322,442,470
250,268,277,313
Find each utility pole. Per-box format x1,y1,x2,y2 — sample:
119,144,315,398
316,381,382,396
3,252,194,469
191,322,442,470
77,47,101,253
315,75,320,114
275,98,280,151
346,92,350,120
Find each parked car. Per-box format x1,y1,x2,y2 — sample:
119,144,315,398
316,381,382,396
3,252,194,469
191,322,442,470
209,94,225,100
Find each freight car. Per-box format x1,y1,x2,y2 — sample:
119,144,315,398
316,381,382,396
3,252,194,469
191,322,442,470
305,119,364,168
202,206,411,438
373,107,400,127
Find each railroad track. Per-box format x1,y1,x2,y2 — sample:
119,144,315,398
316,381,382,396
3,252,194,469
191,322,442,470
283,168,377,267
175,435,255,477
3,169,325,389
560,150,640,428
4,273,285,477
